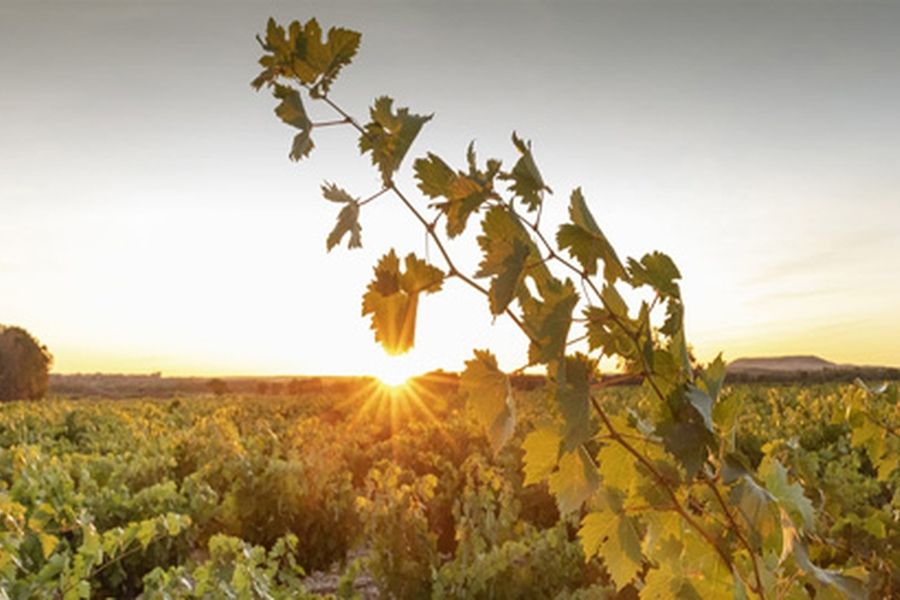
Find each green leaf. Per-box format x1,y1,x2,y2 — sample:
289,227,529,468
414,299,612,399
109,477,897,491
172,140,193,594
322,183,363,251
137,519,157,550
361,250,444,355
759,458,815,531
500,132,550,212
322,182,356,204
301,21,362,97
686,385,714,433
551,353,597,451
597,442,637,493
579,509,644,590
556,188,626,282
39,532,58,559
657,421,710,480
521,278,579,365
627,251,681,299
522,426,562,486
461,349,516,452
326,202,362,251
659,299,684,337
641,564,682,598
273,85,314,160
780,517,866,600
475,206,540,315
253,18,360,96
699,354,727,403
548,447,599,515
414,152,494,237
359,96,431,184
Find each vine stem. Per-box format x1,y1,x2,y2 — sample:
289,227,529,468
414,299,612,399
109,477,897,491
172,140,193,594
704,477,766,598
314,91,539,345
590,394,738,579
306,84,766,597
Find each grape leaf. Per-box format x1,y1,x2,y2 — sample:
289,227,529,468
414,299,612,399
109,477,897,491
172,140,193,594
461,349,516,452
551,353,597,451
499,132,550,212
520,278,579,365
579,509,644,590
780,516,866,600
548,447,599,515
641,564,682,598
359,96,431,184
556,188,626,282
322,183,362,250
759,457,815,531
597,442,637,493
39,533,58,559
273,85,314,160
361,250,443,354
628,251,681,299
522,426,562,486
322,182,356,204
414,151,495,238
657,421,711,480
475,206,540,315
326,203,362,251
253,18,360,97
686,385,715,433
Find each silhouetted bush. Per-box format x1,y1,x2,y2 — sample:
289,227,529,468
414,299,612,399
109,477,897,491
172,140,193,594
207,378,228,396
0,325,53,401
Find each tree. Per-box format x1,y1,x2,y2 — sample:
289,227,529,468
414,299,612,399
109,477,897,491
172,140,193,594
207,378,228,396
254,18,866,598
0,325,53,401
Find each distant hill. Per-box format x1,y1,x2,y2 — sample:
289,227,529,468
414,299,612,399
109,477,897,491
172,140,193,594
727,355,837,374
726,355,899,383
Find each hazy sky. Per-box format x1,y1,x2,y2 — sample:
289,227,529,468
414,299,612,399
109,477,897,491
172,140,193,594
2,0,898,376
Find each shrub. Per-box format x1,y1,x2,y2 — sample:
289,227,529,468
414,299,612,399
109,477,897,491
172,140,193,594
0,325,52,401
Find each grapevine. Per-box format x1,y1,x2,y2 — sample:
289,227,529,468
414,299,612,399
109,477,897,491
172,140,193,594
253,17,872,598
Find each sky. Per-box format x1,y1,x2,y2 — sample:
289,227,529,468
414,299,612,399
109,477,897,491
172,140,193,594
1,0,898,376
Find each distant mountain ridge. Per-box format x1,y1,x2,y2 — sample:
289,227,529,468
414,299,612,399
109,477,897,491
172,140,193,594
727,355,837,374
725,355,899,383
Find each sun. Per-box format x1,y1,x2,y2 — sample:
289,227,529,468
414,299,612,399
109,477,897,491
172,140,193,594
372,356,422,389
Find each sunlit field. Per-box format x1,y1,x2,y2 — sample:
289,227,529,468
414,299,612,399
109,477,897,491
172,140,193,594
1,381,896,598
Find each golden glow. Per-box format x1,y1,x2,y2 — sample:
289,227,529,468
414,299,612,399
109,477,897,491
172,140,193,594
370,355,425,389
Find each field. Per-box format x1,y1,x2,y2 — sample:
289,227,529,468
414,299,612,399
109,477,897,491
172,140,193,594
1,380,896,599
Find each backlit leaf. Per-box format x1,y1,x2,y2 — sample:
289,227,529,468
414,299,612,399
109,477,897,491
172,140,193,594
359,96,431,184
414,151,495,237
759,457,815,531
361,250,444,354
461,349,516,452
556,188,626,282
597,442,637,493
628,251,681,299
548,447,599,515
273,85,314,160
253,18,360,96
326,200,362,251
522,426,562,486
521,278,579,365
551,353,597,451
499,132,550,212
579,509,644,590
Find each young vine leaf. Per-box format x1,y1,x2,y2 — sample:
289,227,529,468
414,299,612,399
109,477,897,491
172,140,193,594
361,250,443,355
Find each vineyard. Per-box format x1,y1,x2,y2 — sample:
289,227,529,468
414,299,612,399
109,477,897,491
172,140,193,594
2,12,898,600
1,381,897,598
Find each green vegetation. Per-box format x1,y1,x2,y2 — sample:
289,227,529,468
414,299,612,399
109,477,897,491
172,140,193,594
250,16,897,598
0,383,896,598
